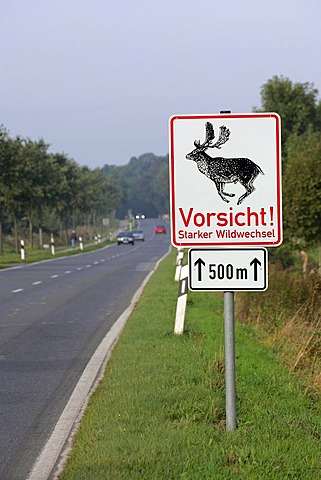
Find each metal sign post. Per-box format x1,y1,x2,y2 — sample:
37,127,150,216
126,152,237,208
188,247,268,431
170,109,281,432
224,291,236,430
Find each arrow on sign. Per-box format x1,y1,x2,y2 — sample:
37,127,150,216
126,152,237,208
250,257,261,281
194,258,206,281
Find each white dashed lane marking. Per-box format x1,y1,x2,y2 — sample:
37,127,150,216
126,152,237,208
8,247,135,294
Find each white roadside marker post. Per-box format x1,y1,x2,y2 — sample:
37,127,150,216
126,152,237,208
79,237,84,251
50,233,55,256
20,240,25,261
174,248,184,281
174,264,189,334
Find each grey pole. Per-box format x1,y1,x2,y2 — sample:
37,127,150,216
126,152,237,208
219,109,237,431
224,291,237,430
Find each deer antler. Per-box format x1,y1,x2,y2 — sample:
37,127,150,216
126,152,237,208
209,125,230,149
205,122,215,142
194,122,215,149
193,123,230,150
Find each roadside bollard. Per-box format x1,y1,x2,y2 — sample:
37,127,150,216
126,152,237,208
20,240,25,261
50,233,55,256
174,264,188,334
174,248,184,281
79,237,84,251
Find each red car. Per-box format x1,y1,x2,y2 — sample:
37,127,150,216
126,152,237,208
155,225,166,234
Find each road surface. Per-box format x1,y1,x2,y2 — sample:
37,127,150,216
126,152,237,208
0,218,170,480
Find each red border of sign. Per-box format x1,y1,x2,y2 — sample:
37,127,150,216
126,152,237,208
169,113,282,247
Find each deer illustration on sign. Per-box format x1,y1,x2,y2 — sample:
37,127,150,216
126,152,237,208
186,122,264,205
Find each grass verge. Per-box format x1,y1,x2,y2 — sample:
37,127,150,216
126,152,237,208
236,264,321,394
58,250,321,480
0,240,114,267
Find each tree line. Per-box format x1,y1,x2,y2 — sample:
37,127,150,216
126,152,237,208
101,152,169,220
0,128,169,254
0,129,122,253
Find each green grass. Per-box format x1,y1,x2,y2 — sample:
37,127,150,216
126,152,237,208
59,250,321,480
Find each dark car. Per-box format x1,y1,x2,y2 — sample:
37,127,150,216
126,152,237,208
117,231,135,245
155,225,166,234
131,229,145,241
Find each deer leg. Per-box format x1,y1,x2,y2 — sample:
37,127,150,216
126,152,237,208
214,180,230,203
221,188,235,198
237,181,255,205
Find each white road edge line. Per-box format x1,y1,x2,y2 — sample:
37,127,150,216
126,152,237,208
27,245,171,480
12,289,24,293
32,281,42,285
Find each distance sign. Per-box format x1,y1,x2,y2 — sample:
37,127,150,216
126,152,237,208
188,248,268,291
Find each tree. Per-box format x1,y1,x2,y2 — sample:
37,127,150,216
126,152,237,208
16,138,51,248
0,126,11,253
283,128,321,250
255,75,321,150
148,157,169,215
2,136,26,252
51,153,81,243
255,76,321,272
76,167,106,235
103,153,169,219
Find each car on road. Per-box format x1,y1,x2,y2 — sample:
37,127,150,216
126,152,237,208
117,231,135,245
135,213,145,219
155,225,166,234
131,229,145,241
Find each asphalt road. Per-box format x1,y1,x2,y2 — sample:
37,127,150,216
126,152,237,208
0,219,170,480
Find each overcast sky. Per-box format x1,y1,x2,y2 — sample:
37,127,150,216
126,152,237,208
1,0,320,168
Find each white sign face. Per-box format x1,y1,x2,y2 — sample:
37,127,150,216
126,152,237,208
189,248,268,291
169,113,282,247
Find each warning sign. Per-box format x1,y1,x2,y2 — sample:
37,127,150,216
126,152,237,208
169,113,282,247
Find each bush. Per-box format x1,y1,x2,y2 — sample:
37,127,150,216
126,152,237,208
236,264,321,394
